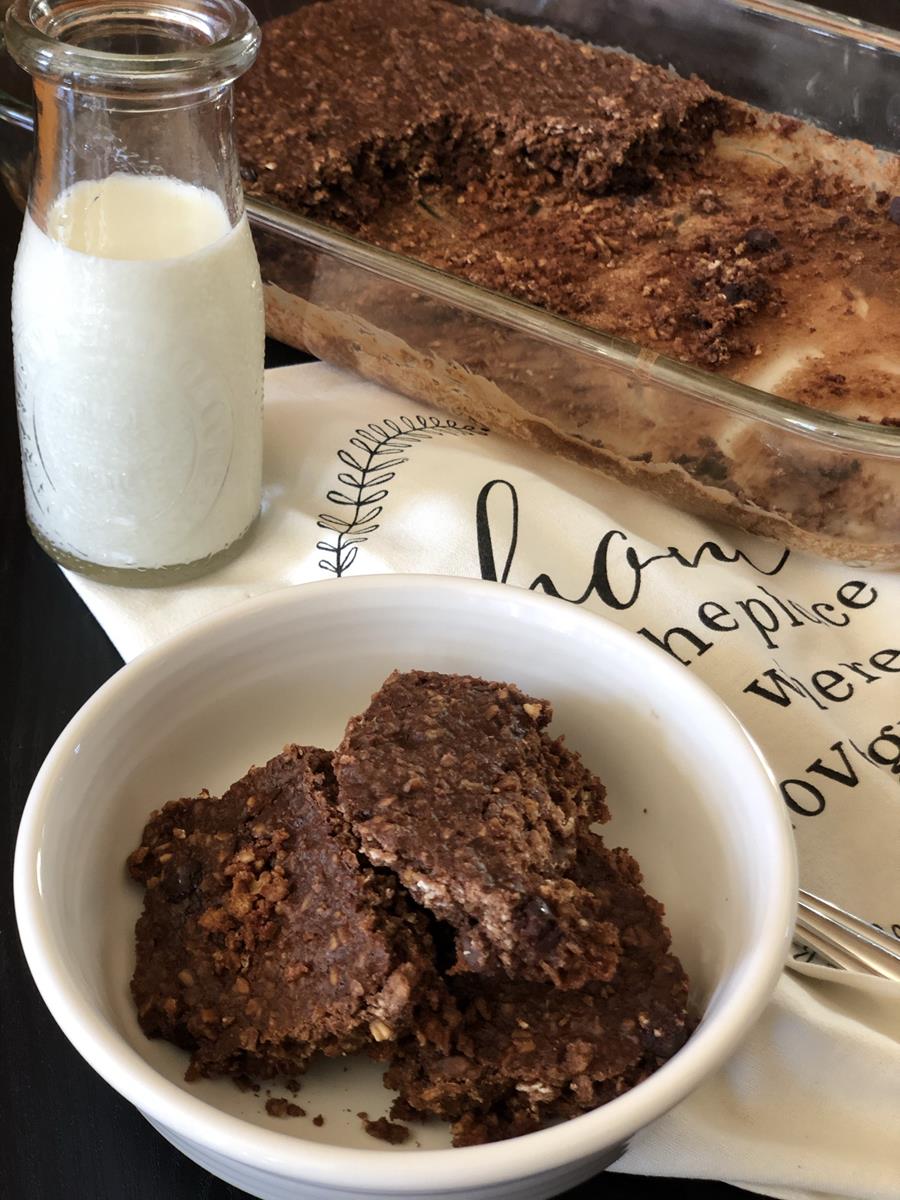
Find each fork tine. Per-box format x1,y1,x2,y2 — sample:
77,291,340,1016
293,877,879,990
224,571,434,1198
798,890,900,983
800,890,900,959
793,926,882,976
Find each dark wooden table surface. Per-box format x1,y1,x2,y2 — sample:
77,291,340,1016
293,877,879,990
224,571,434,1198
3,1,894,1193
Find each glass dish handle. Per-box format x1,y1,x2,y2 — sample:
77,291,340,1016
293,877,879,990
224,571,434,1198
0,88,32,129
0,31,34,211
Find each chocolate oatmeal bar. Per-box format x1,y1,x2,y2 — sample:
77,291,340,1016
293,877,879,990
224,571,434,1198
385,836,691,1146
128,745,440,1080
128,671,694,1143
334,670,620,989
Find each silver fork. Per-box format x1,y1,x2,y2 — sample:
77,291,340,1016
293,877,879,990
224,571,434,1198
794,888,900,983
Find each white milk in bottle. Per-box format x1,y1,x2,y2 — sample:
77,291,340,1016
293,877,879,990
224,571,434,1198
13,172,264,574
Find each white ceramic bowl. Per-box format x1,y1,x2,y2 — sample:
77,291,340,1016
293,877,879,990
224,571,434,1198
15,576,796,1200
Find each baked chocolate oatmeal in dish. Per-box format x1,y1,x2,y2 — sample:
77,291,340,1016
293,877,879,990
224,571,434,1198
234,0,900,564
128,671,692,1144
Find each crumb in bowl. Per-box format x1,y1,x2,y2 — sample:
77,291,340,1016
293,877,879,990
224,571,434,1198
360,1114,411,1144
265,1097,305,1119
127,670,691,1146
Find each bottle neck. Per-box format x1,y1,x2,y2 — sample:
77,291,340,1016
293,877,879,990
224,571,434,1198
29,78,244,231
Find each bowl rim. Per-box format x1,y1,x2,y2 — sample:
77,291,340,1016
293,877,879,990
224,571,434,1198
14,574,797,1192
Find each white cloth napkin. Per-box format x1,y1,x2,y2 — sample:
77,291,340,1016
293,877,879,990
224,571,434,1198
65,363,900,1200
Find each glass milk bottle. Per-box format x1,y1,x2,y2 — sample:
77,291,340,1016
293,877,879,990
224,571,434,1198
6,0,265,583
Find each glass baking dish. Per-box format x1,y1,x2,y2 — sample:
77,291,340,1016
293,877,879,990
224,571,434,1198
3,0,899,566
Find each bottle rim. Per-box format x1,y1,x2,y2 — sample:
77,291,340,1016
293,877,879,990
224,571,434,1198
4,0,260,93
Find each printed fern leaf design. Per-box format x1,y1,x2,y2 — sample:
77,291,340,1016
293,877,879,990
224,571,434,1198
317,415,488,576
